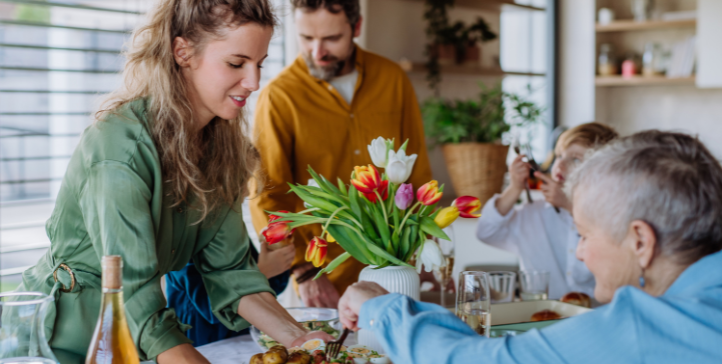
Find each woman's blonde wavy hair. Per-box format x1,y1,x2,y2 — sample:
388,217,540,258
96,0,276,221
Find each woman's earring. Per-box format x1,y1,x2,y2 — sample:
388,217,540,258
639,269,646,288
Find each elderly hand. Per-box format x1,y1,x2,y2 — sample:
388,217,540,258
535,171,573,212
338,281,389,331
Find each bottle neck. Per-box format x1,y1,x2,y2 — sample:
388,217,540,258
99,288,126,314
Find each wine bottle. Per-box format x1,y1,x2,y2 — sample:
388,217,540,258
86,255,140,364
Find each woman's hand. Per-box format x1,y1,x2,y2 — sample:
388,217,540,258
239,292,334,348
535,171,573,212
338,282,389,331
257,241,295,279
290,330,336,348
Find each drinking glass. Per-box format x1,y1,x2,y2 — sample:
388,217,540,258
519,271,550,301
488,271,517,303
433,227,455,308
0,292,59,364
455,271,491,338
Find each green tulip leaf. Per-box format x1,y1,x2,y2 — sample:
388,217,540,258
365,243,413,268
314,252,351,280
327,225,374,265
420,216,450,240
337,177,348,195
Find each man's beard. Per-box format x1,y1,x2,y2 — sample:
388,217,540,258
303,52,345,82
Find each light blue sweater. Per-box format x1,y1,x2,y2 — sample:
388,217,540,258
359,250,722,363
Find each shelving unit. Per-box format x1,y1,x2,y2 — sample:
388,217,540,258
595,75,696,87
596,19,696,32
396,0,545,12
407,63,545,77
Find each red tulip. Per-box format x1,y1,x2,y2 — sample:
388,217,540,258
350,165,389,203
268,210,291,223
263,220,294,245
417,180,443,206
305,237,328,267
452,196,482,218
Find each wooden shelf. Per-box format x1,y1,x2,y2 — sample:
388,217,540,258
397,0,545,12
596,19,696,32
595,75,695,87
408,63,545,77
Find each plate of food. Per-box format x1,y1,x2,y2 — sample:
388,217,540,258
250,307,342,350
250,343,391,364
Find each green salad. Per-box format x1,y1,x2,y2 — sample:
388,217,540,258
300,320,341,336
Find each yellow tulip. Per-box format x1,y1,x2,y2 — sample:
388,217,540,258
434,206,459,229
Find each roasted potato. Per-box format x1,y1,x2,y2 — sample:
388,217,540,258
250,353,264,364
263,349,288,364
286,351,311,364
268,345,287,353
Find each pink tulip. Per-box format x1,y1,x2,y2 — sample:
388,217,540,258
395,183,414,210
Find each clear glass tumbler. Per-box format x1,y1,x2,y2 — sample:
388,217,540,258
488,271,517,303
519,271,550,301
455,271,491,338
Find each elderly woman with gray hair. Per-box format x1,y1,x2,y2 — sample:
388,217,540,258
337,131,722,363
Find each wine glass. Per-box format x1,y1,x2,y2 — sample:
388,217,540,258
433,226,455,308
456,271,491,338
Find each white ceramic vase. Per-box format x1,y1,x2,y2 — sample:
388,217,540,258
356,265,420,353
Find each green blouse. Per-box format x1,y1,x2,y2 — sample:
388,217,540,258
18,98,273,363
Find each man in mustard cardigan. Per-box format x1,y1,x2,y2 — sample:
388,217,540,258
250,0,432,308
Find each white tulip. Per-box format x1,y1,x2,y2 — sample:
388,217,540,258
307,178,320,188
367,137,392,168
303,179,320,208
416,239,445,273
386,149,417,184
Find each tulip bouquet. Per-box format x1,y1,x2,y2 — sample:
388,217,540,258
267,137,481,279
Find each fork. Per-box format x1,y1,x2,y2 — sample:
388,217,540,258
325,328,351,361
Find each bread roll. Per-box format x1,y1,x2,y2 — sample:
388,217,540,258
530,309,562,322
560,292,591,308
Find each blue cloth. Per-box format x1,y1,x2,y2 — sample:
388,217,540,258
166,241,290,347
359,250,722,363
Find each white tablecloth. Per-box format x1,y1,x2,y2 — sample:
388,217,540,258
196,334,263,364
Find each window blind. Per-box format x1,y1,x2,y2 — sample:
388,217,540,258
0,0,286,286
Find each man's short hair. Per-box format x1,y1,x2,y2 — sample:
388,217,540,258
568,130,722,265
291,0,360,27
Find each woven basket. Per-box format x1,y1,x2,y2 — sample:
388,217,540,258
441,143,509,203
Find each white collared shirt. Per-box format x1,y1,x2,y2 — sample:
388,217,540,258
475,194,595,299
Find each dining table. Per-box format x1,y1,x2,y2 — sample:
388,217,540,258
173,332,360,364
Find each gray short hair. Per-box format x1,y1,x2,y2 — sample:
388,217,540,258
568,130,722,264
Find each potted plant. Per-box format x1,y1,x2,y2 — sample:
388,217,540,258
424,0,497,89
422,83,543,204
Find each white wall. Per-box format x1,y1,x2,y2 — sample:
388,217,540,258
558,0,596,128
